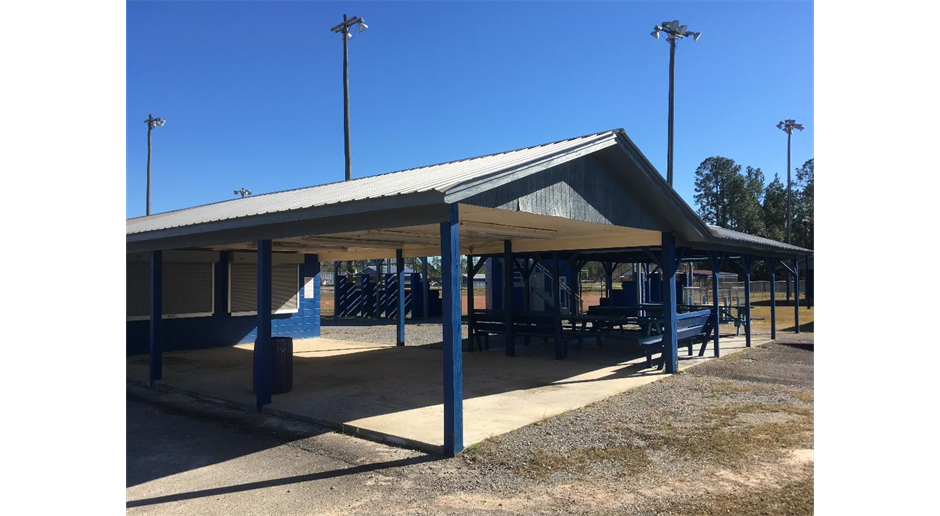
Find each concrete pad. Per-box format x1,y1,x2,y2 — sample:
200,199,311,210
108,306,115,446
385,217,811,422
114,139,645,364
127,333,766,453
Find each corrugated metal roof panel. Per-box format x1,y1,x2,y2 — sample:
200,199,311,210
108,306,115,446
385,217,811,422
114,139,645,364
708,225,812,253
126,130,618,235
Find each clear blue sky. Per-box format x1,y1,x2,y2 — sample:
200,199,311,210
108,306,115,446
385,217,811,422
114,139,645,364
127,1,813,218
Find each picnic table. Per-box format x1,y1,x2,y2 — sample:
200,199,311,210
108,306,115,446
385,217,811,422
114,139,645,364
469,309,565,354
563,313,662,348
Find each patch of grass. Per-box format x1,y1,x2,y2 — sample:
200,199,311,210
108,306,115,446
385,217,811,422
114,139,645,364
651,402,814,467
460,443,482,462
789,388,815,404
516,444,651,480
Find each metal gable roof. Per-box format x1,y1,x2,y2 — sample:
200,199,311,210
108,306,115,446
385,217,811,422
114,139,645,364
125,128,811,258
126,130,620,236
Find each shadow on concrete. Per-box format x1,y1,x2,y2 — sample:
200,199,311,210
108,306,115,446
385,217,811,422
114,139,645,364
127,392,325,489
130,341,655,437
127,436,436,508
128,325,750,430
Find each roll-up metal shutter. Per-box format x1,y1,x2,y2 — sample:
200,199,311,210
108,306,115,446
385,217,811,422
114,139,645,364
229,263,299,315
127,262,150,319
126,262,214,320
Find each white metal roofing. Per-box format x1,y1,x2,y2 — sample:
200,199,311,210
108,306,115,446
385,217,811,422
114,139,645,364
126,130,619,236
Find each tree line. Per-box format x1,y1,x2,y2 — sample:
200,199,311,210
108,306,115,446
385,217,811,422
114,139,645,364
694,156,813,251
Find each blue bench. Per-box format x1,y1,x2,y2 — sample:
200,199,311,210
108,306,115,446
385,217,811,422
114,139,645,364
636,309,713,369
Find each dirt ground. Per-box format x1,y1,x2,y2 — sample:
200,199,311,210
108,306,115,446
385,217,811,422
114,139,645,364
127,330,813,515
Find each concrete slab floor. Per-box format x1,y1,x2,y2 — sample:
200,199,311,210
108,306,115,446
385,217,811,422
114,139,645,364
127,331,765,454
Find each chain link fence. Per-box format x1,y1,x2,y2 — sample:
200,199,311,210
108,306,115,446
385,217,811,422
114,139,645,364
685,280,807,306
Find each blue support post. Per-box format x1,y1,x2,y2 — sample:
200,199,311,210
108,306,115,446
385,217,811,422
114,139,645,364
786,269,791,301
522,258,532,346
551,252,564,360
603,261,613,301
708,252,722,357
396,249,405,346
333,261,340,316
743,254,752,348
254,239,273,411
636,263,649,305
661,234,679,373
768,257,777,340
359,273,371,317
644,263,652,304
422,257,429,320
503,240,515,357
794,258,801,333
467,255,475,351
440,204,463,457
374,259,383,318
149,250,163,386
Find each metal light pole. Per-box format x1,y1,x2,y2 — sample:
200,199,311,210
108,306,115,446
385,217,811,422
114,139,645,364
777,119,804,245
777,119,803,302
330,14,369,181
651,21,701,187
144,114,166,215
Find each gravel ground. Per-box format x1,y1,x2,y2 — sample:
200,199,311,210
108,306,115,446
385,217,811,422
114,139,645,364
454,335,814,515
128,331,813,515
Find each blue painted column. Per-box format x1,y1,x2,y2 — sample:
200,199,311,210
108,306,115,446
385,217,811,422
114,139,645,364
254,239,273,411
358,273,370,317
440,204,463,457
794,258,801,333
574,261,583,315
149,250,163,386
708,252,722,357
374,259,383,318
637,263,644,303
604,262,614,300
396,249,405,346
551,252,564,360
743,255,752,348
768,257,777,340
786,269,791,301
661,234,679,373
467,255,475,351
422,257,429,319
333,261,340,317
503,240,515,357
644,263,652,304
